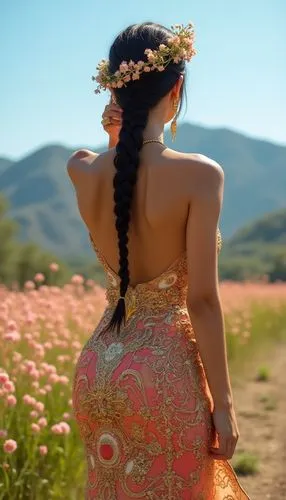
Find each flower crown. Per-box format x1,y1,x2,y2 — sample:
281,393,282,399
92,23,196,94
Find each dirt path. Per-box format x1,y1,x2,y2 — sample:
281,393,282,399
231,341,286,499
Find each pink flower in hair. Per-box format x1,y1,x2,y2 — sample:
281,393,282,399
119,62,129,73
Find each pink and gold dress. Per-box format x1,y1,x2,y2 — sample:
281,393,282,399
72,230,250,499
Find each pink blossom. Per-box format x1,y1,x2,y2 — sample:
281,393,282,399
31,423,41,434
71,274,84,285
49,373,60,384
132,72,140,81
59,375,69,385
24,280,36,290
51,421,71,435
39,445,48,456
171,35,180,46
30,410,39,418
23,394,36,406
116,80,124,88
6,394,17,407
143,66,151,72
59,421,71,435
12,352,22,363
49,262,59,272
34,273,45,283
2,463,10,470
35,401,45,413
3,381,15,393
44,341,53,350
158,65,164,72
3,331,21,343
63,412,70,420
3,439,17,454
38,417,48,428
0,373,9,385
119,62,129,73
44,384,52,393
6,320,17,331
146,52,155,62
29,369,40,380
51,424,63,435
0,430,8,439
123,75,131,83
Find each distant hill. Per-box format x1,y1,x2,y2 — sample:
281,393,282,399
0,123,285,257
229,207,286,246
0,157,13,175
219,208,286,280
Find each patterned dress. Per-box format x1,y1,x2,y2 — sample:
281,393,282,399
72,229,250,499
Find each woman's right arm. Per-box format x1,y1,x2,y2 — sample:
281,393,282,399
185,155,239,460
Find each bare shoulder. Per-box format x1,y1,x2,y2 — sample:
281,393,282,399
66,149,98,185
172,152,224,194
183,153,223,178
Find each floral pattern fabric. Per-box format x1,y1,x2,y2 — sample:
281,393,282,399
72,229,250,499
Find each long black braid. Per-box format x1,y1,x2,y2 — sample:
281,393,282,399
103,23,186,334
108,105,149,332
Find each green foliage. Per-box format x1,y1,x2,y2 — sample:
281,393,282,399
233,452,259,476
255,366,270,382
0,194,72,288
220,208,286,281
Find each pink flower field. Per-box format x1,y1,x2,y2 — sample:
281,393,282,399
0,273,286,499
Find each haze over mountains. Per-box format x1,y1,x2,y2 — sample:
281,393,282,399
0,123,285,257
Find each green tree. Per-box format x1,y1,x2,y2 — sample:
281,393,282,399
268,252,286,282
0,195,19,283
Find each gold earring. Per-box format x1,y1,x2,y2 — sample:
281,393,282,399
171,98,179,142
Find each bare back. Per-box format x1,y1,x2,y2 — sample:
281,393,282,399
68,145,224,297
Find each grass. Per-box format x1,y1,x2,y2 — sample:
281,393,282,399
259,394,277,411
256,366,270,382
233,452,259,476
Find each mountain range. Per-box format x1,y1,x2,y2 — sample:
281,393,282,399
0,123,285,257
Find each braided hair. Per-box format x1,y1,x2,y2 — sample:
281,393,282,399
105,23,186,333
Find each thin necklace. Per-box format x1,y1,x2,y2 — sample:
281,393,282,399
142,138,164,146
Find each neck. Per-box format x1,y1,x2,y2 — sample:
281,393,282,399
143,120,165,143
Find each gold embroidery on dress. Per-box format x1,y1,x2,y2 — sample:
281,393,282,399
72,229,250,499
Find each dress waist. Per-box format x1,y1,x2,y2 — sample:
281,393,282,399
106,283,188,322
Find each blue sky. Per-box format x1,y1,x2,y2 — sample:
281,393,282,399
1,0,285,159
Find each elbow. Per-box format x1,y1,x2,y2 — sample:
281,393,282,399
187,293,220,316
